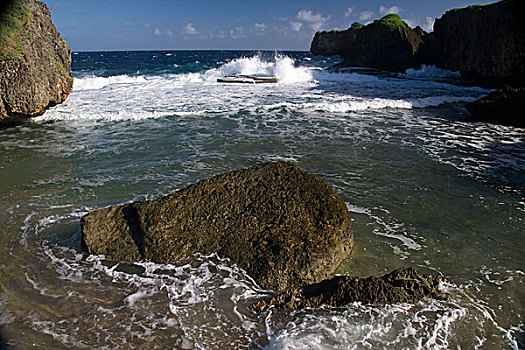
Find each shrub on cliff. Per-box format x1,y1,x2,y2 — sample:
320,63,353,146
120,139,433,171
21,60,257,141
0,0,32,61
368,14,408,32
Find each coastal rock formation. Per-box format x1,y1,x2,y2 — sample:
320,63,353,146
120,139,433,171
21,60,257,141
0,0,73,122
427,0,525,86
465,87,525,127
253,267,446,312
81,162,354,292
310,14,424,72
310,0,524,85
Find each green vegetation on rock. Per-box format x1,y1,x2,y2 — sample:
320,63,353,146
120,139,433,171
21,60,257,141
56,62,73,84
0,0,32,61
369,14,408,31
350,22,364,30
451,4,487,12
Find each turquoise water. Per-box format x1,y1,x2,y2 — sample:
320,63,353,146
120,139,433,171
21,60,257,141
0,51,523,349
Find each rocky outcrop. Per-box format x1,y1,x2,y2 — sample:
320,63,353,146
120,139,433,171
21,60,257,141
253,267,446,312
311,0,524,86
426,0,525,86
81,162,354,292
0,0,73,122
466,87,525,127
310,14,424,72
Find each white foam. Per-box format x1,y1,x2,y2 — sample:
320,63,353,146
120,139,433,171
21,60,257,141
37,54,491,123
404,65,461,79
73,74,148,91
410,95,477,107
203,55,313,84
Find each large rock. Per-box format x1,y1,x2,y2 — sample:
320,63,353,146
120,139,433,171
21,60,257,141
465,87,525,127
253,267,446,311
311,1,524,86
426,0,525,86
81,162,354,292
310,14,424,72
0,0,73,122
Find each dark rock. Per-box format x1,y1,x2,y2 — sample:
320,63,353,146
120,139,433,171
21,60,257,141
426,0,525,86
310,14,424,72
81,162,354,292
253,267,446,312
412,26,427,37
0,0,73,121
466,87,525,127
311,0,525,87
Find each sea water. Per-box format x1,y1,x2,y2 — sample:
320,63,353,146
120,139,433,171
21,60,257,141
0,51,523,349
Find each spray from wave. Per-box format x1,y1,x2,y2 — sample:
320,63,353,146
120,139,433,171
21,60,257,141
204,55,313,84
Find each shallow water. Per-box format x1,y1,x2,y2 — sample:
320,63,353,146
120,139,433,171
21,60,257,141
0,51,523,349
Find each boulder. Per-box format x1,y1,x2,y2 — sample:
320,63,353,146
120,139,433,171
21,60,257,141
81,162,354,292
466,87,525,127
0,0,73,122
310,14,424,72
253,267,446,312
427,0,525,86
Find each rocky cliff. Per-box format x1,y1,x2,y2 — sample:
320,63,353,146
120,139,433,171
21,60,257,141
311,14,423,72
311,0,524,86
426,0,525,86
0,0,73,122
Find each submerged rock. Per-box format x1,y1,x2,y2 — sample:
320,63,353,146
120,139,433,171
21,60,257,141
253,267,446,312
466,87,525,127
0,0,73,122
310,14,424,72
81,162,354,292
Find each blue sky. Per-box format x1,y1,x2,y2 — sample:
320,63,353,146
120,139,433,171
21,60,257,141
47,0,496,51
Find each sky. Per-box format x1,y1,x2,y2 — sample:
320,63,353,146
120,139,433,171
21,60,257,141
46,0,497,51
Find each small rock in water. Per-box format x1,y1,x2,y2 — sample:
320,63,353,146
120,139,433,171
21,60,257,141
253,267,446,312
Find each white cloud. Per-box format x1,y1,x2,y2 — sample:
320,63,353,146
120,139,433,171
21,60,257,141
230,27,245,39
255,22,266,32
295,9,329,32
296,9,328,23
217,31,225,39
310,22,324,31
405,18,417,28
290,21,303,32
183,23,198,35
405,16,435,32
423,16,434,32
122,21,133,27
154,28,161,36
344,7,354,18
379,5,401,15
359,10,374,22
166,28,174,37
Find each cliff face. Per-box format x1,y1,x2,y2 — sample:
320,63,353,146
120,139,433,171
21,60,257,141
0,0,73,121
311,0,524,86
428,0,525,85
311,15,423,72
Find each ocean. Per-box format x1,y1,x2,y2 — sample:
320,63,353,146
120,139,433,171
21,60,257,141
0,50,523,349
